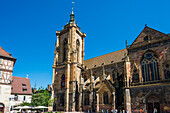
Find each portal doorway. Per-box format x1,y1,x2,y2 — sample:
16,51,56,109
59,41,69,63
147,95,160,113
0,103,4,113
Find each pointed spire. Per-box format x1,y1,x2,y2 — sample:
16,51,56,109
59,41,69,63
69,5,75,23
71,6,74,15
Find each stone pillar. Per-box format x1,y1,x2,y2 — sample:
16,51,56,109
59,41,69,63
124,60,131,113
79,77,84,111
112,92,116,109
125,89,131,113
96,93,99,112
65,63,70,111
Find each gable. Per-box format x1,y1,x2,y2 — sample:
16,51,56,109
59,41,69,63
130,26,168,48
97,80,115,93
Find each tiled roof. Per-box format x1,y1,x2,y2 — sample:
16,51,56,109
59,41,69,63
84,49,127,69
0,46,16,60
11,76,32,95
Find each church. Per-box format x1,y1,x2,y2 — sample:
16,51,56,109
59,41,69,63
51,7,170,113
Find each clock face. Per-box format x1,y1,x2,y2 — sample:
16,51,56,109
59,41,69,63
144,52,153,60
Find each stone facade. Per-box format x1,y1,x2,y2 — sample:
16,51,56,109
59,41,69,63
52,9,170,113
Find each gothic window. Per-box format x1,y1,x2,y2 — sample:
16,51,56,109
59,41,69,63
141,52,160,82
164,63,170,79
60,95,64,106
76,39,80,63
103,92,108,104
61,74,65,88
84,94,89,105
63,38,67,62
132,65,139,83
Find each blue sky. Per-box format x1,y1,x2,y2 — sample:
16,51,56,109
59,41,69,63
0,0,170,89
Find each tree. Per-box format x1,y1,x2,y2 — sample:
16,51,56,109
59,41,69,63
31,87,51,107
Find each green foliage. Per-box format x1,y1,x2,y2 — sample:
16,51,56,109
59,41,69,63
18,102,31,106
31,87,51,107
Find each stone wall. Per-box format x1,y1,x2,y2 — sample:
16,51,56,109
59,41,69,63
130,84,170,113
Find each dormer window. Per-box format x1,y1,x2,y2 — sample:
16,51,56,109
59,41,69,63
22,84,26,87
23,88,27,92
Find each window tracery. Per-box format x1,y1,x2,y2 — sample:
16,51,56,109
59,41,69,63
141,52,160,82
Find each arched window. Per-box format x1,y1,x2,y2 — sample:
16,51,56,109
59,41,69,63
76,39,80,63
0,103,4,113
141,52,160,82
103,92,108,104
63,38,67,62
61,74,65,88
84,94,89,105
60,95,64,106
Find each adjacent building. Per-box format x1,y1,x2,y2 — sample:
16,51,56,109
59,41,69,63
52,7,170,113
10,76,32,110
0,46,16,113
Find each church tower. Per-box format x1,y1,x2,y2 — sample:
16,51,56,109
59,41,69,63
52,7,86,111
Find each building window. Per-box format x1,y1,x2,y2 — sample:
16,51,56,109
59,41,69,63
76,39,80,63
22,84,26,87
84,94,89,105
23,96,26,101
23,89,27,92
0,103,4,113
14,95,18,101
60,95,64,106
141,52,160,82
63,38,67,62
103,92,108,104
61,74,65,88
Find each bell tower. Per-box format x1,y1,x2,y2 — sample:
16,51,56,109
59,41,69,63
52,6,86,111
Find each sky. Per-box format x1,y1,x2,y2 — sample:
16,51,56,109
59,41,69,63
0,0,170,89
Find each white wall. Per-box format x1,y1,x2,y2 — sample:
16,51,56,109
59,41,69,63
10,94,32,107
0,84,11,113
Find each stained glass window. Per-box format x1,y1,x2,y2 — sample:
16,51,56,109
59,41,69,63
141,52,160,82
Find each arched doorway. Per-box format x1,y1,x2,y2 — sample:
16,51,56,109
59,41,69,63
0,103,4,113
147,95,160,113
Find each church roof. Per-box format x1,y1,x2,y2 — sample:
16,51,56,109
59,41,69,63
84,49,127,69
0,46,16,60
11,76,32,95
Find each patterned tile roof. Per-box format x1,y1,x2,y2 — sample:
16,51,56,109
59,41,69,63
84,49,127,69
0,46,16,60
11,76,32,95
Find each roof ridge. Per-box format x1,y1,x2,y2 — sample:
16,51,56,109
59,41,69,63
85,48,126,61
13,76,29,79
